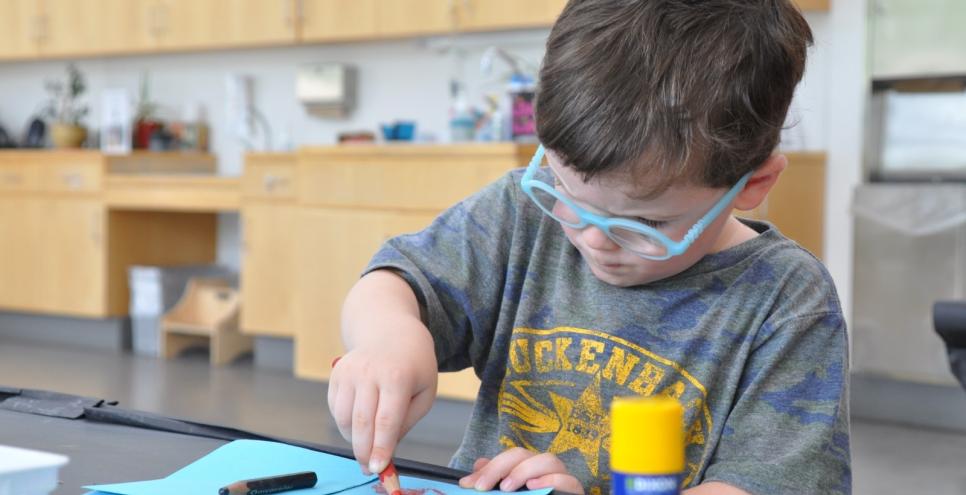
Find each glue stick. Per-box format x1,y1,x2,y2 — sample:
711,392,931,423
611,396,684,495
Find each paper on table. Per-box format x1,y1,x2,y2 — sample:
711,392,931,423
340,475,553,495
84,440,376,495
84,440,554,495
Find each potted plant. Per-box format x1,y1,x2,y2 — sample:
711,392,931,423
133,72,162,149
43,63,89,148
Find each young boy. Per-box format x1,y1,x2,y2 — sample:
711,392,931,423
327,1,850,494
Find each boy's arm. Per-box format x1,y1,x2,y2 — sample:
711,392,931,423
329,269,439,475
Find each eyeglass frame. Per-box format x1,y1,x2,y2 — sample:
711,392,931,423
520,144,753,260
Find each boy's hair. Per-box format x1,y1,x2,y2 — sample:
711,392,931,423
535,0,813,194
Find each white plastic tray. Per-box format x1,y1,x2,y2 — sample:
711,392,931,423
0,445,69,495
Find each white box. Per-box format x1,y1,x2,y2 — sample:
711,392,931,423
0,445,69,495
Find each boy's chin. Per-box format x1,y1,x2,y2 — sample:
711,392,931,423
588,263,673,287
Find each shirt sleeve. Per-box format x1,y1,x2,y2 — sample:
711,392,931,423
700,310,852,494
362,170,527,374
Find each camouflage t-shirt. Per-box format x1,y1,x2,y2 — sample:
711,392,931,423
364,169,851,495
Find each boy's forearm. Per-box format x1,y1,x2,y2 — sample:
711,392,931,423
341,269,434,355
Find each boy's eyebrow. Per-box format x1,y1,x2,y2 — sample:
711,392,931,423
547,151,670,203
547,160,680,220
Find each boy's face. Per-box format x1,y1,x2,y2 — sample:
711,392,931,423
546,151,740,287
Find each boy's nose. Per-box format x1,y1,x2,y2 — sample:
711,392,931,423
581,225,620,251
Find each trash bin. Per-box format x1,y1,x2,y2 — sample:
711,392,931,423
128,264,238,357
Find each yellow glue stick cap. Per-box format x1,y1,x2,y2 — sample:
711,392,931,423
610,396,684,475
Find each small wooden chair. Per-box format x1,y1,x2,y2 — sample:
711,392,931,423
159,277,250,365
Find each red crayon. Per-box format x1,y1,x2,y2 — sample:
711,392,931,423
379,462,403,495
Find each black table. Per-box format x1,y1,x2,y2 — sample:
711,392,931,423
0,387,468,495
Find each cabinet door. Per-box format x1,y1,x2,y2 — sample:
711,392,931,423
299,0,377,42
147,0,222,49
241,203,298,337
0,196,42,310
223,0,298,46
0,0,42,59
39,0,133,56
293,207,481,400
375,0,454,38
459,0,556,32
35,199,106,317
294,208,436,381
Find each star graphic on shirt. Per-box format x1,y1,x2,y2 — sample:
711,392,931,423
546,373,610,477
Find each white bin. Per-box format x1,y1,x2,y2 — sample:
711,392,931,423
0,445,68,495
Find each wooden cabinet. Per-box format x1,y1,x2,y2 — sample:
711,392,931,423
0,151,219,318
0,196,42,309
41,0,132,56
241,153,298,337
293,144,535,400
294,208,439,383
0,0,39,59
375,0,454,38
36,199,107,317
143,0,296,50
299,0,377,42
739,152,826,259
0,0,827,61
458,0,561,32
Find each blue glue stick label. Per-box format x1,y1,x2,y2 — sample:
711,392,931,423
612,472,681,495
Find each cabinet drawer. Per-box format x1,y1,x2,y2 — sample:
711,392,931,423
41,161,102,193
0,164,39,192
243,154,297,200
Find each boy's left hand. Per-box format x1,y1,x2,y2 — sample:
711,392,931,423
458,448,584,494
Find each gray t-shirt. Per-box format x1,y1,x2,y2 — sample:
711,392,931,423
365,169,850,495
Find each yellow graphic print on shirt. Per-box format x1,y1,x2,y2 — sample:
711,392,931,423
497,327,713,495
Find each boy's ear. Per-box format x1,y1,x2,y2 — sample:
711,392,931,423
732,154,787,211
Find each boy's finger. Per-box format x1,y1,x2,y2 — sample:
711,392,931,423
351,384,379,473
332,383,355,442
471,448,535,491
458,458,490,488
368,388,408,474
502,453,567,491
526,473,584,495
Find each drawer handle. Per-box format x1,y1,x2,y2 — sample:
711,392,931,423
262,174,289,193
62,172,84,189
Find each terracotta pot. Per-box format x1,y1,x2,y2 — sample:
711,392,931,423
50,124,87,148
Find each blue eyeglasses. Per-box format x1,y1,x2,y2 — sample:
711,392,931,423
520,145,752,260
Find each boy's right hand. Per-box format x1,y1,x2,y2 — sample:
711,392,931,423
327,319,438,476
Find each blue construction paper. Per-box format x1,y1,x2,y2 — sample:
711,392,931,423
85,440,376,495
338,475,553,495
84,439,553,495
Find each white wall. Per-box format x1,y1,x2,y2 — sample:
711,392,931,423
0,18,850,312
824,0,868,328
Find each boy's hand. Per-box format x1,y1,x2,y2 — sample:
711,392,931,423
327,317,438,476
459,448,584,494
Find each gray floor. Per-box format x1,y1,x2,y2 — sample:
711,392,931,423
2,339,966,494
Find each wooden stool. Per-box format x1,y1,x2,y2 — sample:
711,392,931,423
159,277,250,365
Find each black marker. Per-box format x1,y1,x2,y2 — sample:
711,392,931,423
218,471,318,495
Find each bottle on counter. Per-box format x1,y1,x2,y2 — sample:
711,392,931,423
178,102,210,152
449,80,476,142
611,396,685,495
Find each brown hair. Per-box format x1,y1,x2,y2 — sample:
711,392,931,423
535,0,813,194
